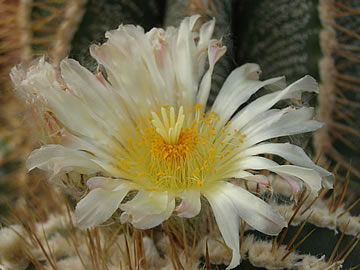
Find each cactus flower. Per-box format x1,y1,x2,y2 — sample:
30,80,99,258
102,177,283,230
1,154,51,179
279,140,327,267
11,15,333,269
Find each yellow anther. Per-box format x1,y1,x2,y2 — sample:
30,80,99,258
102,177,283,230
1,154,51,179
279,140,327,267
226,121,231,126
157,171,165,176
214,169,217,174
220,154,225,159
195,103,202,111
208,148,216,155
238,138,243,143
227,150,232,155
197,180,203,187
241,134,247,138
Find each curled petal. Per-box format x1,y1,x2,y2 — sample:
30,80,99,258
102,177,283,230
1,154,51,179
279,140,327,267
236,156,322,193
238,143,334,188
242,107,323,147
203,182,286,269
196,40,226,108
86,176,132,191
26,145,102,178
230,75,319,130
75,180,132,228
176,189,201,218
212,63,285,128
120,190,175,229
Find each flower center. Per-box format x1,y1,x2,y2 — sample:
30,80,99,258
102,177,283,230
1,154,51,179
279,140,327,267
115,104,247,192
151,107,198,163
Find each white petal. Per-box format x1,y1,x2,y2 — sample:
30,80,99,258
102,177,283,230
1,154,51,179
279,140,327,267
270,166,322,193
171,16,200,109
75,181,132,228
120,190,175,229
203,182,286,269
90,25,168,115
26,145,102,177
60,59,136,144
176,189,201,218
238,143,334,188
211,64,284,129
230,75,319,130
42,85,108,141
10,57,59,103
196,40,226,109
198,19,215,49
225,170,270,187
281,175,303,196
242,107,323,147
234,156,322,193
86,176,132,191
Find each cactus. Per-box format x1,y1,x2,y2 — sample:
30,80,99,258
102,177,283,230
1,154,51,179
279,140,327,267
0,1,359,270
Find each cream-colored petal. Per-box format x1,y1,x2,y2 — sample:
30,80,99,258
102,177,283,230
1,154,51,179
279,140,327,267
196,40,226,109
60,59,136,144
241,107,323,148
238,143,333,188
203,182,286,269
90,26,168,117
10,57,60,103
86,176,131,191
26,144,102,177
234,156,322,193
211,64,284,129
176,189,201,218
198,19,216,49
120,190,175,229
269,166,322,193
171,16,201,109
75,181,132,228
230,75,318,130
